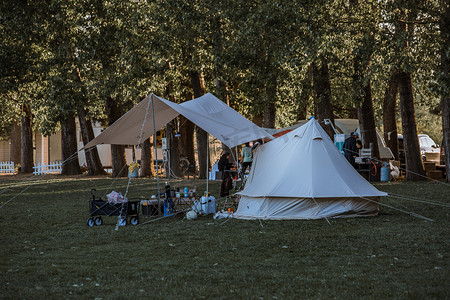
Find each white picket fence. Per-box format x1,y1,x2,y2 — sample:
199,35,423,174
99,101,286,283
33,161,63,175
0,161,15,173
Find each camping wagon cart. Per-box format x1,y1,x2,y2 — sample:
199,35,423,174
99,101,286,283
87,189,140,227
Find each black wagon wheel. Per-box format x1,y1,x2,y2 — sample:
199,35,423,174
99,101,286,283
130,216,139,226
87,218,95,227
94,216,103,226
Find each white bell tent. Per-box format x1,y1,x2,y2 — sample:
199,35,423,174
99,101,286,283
234,118,387,220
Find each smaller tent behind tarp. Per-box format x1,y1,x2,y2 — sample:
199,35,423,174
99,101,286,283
234,118,387,220
263,119,394,159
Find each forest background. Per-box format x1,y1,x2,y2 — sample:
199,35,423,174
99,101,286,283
1,0,449,181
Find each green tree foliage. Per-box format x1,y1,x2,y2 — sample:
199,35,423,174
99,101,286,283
0,1,48,138
1,0,446,179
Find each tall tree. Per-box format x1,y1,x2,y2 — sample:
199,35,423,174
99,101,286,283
140,137,156,178
383,72,400,160
151,0,214,178
312,58,335,139
84,0,158,176
178,115,196,174
165,121,182,178
107,97,128,177
209,3,228,104
191,70,209,179
78,108,107,175
20,105,33,173
349,0,379,158
163,82,182,178
395,4,425,181
440,0,450,182
0,1,45,171
221,0,300,128
10,121,21,165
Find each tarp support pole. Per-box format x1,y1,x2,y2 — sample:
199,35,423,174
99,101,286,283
236,147,239,174
206,133,209,196
151,95,161,214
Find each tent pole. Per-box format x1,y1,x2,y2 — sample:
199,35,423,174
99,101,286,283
236,147,239,176
206,133,209,196
151,95,161,214
230,147,238,177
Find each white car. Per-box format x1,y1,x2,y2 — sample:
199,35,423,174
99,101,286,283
398,134,440,163
418,134,440,162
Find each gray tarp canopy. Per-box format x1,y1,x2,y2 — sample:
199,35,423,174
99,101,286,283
84,93,272,149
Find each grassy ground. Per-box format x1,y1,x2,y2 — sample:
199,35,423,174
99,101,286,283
0,174,449,299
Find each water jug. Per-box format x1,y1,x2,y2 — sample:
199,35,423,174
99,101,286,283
208,196,216,214
201,196,209,214
380,163,390,182
163,199,174,216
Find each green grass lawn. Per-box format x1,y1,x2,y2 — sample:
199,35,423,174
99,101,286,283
0,175,449,299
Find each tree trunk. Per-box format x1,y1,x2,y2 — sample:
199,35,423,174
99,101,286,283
196,127,208,179
191,70,208,179
262,78,277,128
440,1,450,182
351,22,379,159
312,59,335,139
106,97,128,177
252,114,264,127
10,121,21,165
357,81,379,159
383,72,400,160
78,108,107,175
164,82,182,178
20,105,33,173
178,116,196,173
262,101,276,128
141,137,155,177
297,65,312,121
61,115,81,175
297,101,308,121
398,71,425,181
166,121,182,178
394,6,424,181
348,108,358,119
215,79,228,105
109,145,126,177
211,14,229,105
